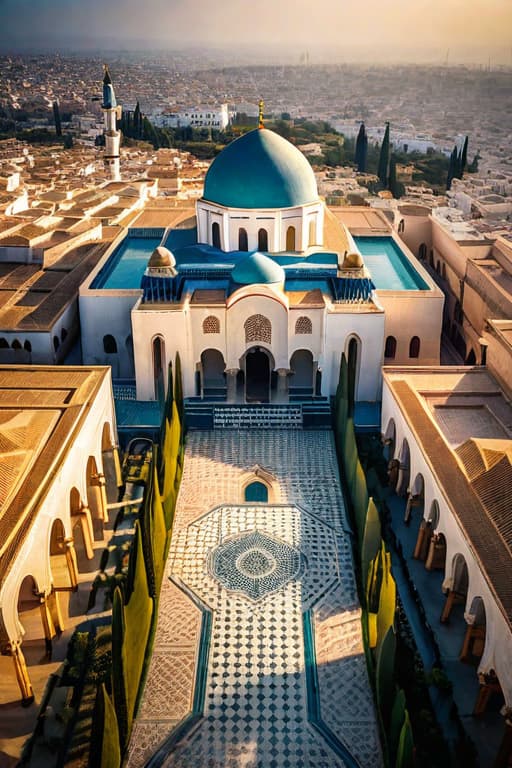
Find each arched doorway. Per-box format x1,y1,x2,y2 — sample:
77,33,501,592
286,226,296,251
201,349,226,398
245,347,271,403
50,519,77,591
289,350,314,396
258,228,268,251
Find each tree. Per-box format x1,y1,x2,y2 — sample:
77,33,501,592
446,144,458,189
377,122,390,186
355,122,368,173
459,135,469,177
389,155,404,198
133,101,142,139
52,100,62,137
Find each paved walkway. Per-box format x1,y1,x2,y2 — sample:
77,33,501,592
127,431,382,768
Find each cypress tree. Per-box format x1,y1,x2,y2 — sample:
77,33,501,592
460,135,469,177
52,100,62,137
355,122,368,173
133,101,142,139
446,145,458,190
377,122,390,186
388,155,404,198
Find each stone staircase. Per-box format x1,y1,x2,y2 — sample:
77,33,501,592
184,399,332,430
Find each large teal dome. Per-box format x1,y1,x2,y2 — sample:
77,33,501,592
203,128,318,209
231,252,285,285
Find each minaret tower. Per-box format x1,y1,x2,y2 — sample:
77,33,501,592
101,65,121,181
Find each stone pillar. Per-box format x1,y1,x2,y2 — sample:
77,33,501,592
88,476,104,539
440,589,457,623
39,594,56,656
97,473,109,522
276,368,289,402
460,619,485,662
413,519,431,560
226,368,238,403
494,708,512,768
425,533,445,571
10,641,33,705
79,504,94,559
112,446,123,488
64,538,79,590
48,590,64,635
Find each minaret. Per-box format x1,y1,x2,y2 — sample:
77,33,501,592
101,65,121,181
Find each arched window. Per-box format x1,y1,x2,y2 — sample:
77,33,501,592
385,336,397,359
258,228,268,251
0,338,8,348
308,220,316,246
244,481,268,502
53,336,60,352
244,314,271,344
153,335,165,400
103,334,117,354
295,316,312,334
398,219,405,233
24,340,32,352
211,221,221,249
203,315,220,334
238,227,248,251
409,336,420,358
286,225,296,251
11,339,21,350
418,243,427,260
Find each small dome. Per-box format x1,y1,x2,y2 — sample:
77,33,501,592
148,246,176,269
343,251,364,269
204,128,318,209
231,252,285,285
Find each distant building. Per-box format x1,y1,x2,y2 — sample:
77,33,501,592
154,104,230,131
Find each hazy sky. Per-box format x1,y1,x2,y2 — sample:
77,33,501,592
0,0,511,64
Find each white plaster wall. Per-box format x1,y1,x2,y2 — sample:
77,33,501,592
0,370,117,643
132,305,188,400
226,290,289,369
80,291,140,377
197,199,323,253
378,290,444,365
324,309,384,400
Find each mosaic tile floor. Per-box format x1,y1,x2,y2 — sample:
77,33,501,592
127,431,382,768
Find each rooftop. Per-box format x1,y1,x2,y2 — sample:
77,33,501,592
0,366,111,588
383,366,512,630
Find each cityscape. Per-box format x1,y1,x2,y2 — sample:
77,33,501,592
0,2,511,767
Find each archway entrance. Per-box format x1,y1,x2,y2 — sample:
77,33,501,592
245,347,271,403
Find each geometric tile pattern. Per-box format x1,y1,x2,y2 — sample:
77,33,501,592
210,530,304,601
127,431,383,768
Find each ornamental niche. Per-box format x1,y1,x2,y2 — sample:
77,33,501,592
244,314,272,344
295,316,312,335
203,316,220,334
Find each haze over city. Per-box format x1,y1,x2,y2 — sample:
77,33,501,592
1,0,511,65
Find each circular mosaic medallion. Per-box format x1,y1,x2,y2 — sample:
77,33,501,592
236,548,276,578
210,531,303,601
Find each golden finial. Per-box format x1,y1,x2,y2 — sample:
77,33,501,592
258,99,265,129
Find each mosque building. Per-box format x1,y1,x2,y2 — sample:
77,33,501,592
82,106,443,417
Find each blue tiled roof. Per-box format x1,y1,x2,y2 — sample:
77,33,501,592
203,128,318,209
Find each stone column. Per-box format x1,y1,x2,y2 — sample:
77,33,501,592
48,590,64,635
39,594,56,656
276,368,289,402
226,368,238,403
413,519,431,560
10,641,33,705
79,504,94,559
112,445,123,488
97,473,109,522
64,538,79,590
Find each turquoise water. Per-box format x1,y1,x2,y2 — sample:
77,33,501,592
92,237,162,289
354,236,429,291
